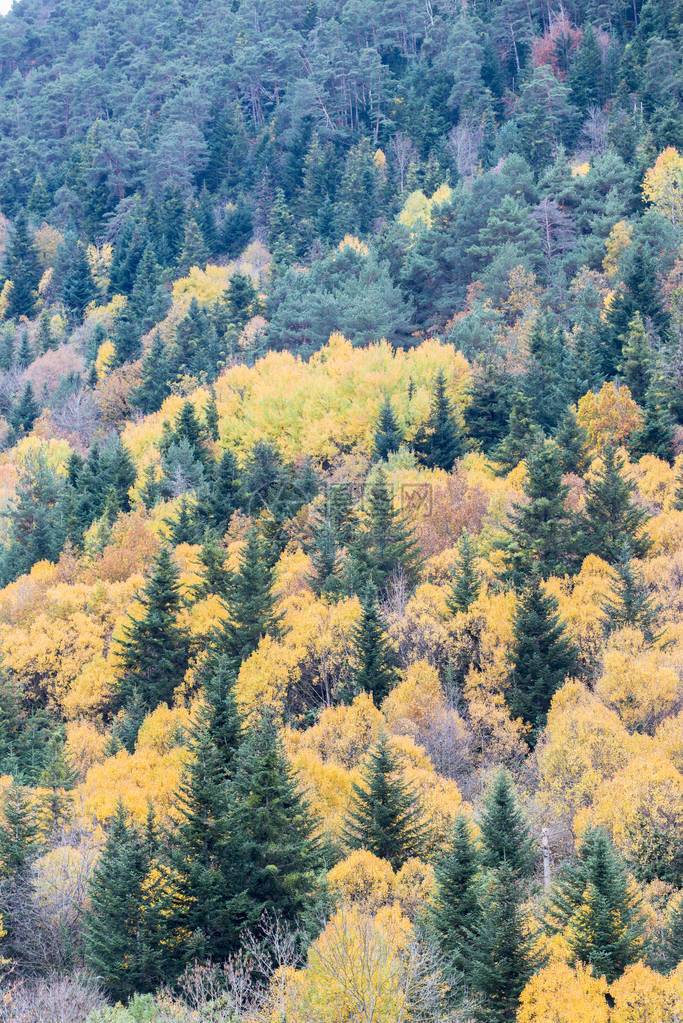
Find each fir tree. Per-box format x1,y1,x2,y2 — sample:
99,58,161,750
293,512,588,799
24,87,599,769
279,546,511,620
225,272,256,328
204,390,219,441
546,828,645,982
0,782,41,877
214,528,280,670
524,313,570,432
495,393,539,473
85,803,166,1001
167,495,203,546
16,330,31,368
674,462,683,512
179,217,209,273
447,530,481,613
508,574,576,738
629,390,676,463
414,369,464,471
112,304,140,365
344,733,426,870
164,400,212,471
430,814,481,977
600,546,662,644
580,445,650,562
130,244,164,328
134,333,171,414
39,731,76,832
478,770,536,880
27,172,51,219
349,586,398,705
62,243,96,322
464,363,514,453
208,448,240,535
114,545,191,734
12,382,39,435
619,312,652,405
4,212,41,319
357,469,420,592
37,309,54,353
268,188,297,269
373,396,403,461
194,530,233,600
555,407,590,476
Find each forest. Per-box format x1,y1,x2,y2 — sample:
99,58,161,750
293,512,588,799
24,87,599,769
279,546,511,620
0,0,681,1019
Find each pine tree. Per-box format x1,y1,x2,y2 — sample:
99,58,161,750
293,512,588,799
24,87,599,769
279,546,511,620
85,803,166,1001
114,545,191,734
179,218,209,273
27,173,51,219
204,390,219,442
580,445,650,562
39,731,76,832
134,333,171,414
414,370,464,471
268,188,297,269
430,814,481,977
12,382,40,434
225,272,256,328
164,400,212,471
619,312,652,405
37,310,54,353
0,783,41,877
600,546,662,644
478,770,536,880
344,733,426,870
208,448,240,535
470,863,540,1023
555,407,590,476
495,393,539,473
373,396,403,461
194,531,233,600
629,390,676,463
447,530,481,613
214,528,280,671
464,364,514,453
502,441,577,586
349,586,398,704
4,212,41,319
524,313,570,432
546,828,645,982
167,495,203,546
357,469,420,592
508,574,576,738
62,243,96,322
112,304,140,365
16,330,31,368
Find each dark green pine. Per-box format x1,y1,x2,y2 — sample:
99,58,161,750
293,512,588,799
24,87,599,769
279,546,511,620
62,243,96,322
629,391,676,464
546,827,645,983
508,574,576,738
134,333,170,414
463,363,514,453
194,530,233,600
204,390,220,442
360,468,421,591
414,369,464,471
659,896,683,974
12,382,40,435
166,495,203,546
344,733,426,870
207,448,240,535
39,731,77,832
373,396,403,461
619,312,652,406
215,528,281,671
350,586,398,705
600,546,662,644
0,782,41,878
165,400,213,471
447,530,481,613
554,407,590,476
430,814,481,978
580,445,651,563
4,211,41,319
494,392,539,474
478,770,537,880
225,272,257,328
524,313,570,432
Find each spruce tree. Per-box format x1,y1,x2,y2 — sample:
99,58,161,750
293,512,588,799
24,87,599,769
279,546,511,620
114,545,191,733
344,733,426,870
167,495,203,546
478,770,536,880
580,445,650,562
62,243,96,322
214,528,281,670
0,782,41,878
555,407,590,476
430,814,481,977
447,530,481,613
546,828,645,982
4,211,41,319
85,803,166,1001
12,382,40,434
619,312,652,405
629,391,676,463
204,390,219,442
39,731,76,833
179,218,209,273
659,896,683,973
508,574,576,738
194,530,233,599
524,313,570,432
357,469,420,592
27,173,51,219
208,448,239,534
373,396,403,461
37,309,54,353
414,369,464,471
225,272,256,328
350,586,398,705
464,363,514,453
674,462,683,512
134,333,170,414
112,304,140,365
600,546,662,644
495,393,539,473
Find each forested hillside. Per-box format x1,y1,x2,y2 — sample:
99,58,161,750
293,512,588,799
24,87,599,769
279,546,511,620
0,0,682,1019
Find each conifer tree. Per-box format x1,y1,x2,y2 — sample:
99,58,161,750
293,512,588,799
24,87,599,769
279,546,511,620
179,218,209,273
27,172,51,219
674,462,683,512
207,448,239,535
447,530,481,613
4,211,41,319
62,243,96,322
478,770,536,880
344,733,426,870
194,531,232,599
112,304,140,365
430,814,481,977
555,407,590,476
115,545,191,734
464,363,514,453
357,469,420,592
373,396,403,461
659,896,683,973
414,369,464,471
495,393,539,473
619,312,652,405
134,332,170,414
0,782,41,878
508,574,576,737
85,803,166,1001
37,309,54,353
163,400,212,471
600,546,662,643
580,445,650,562
225,272,256,328
629,390,676,463
268,188,297,269
15,330,31,368
546,828,645,982
167,495,203,545
524,313,570,432
215,528,280,670
12,382,39,434
204,390,219,441
350,586,398,704
39,731,76,832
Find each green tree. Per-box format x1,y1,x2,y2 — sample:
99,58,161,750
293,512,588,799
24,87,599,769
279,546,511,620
430,814,481,978
207,448,239,535
464,364,514,454
214,528,280,671
447,530,481,613
1,451,66,585
27,173,51,219
555,407,590,476
225,272,256,328
546,828,646,982
373,396,403,461
268,188,296,269
619,312,652,405
629,388,676,463
344,733,426,870
12,381,40,435
39,731,77,833
134,332,171,414
494,393,539,473
204,389,219,442
414,370,464,471
508,574,576,738
479,770,536,880
0,782,41,878
194,531,232,600
355,469,420,592
600,546,662,644
659,896,683,974
179,217,209,274
349,586,398,705
3,212,41,319
580,445,651,562
62,243,96,322
673,462,683,512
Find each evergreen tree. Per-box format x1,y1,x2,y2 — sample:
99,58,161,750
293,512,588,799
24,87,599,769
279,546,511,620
356,469,420,592
580,445,650,562
600,546,662,643
0,782,41,877
349,586,398,705
629,389,676,463
464,364,514,453
225,272,256,328
167,495,203,546
430,814,481,977
112,304,141,365
130,244,169,331
268,188,296,268
208,448,239,535
674,462,683,512
85,803,166,1001
62,243,96,322
603,246,670,375
11,382,39,435
27,173,51,219
508,574,576,738
134,332,170,414
494,393,539,473
555,407,591,476
194,531,232,600
373,396,403,461
179,217,209,273
2,452,66,584
114,545,191,735
546,828,645,982
619,312,652,405
4,212,41,319
447,530,481,613
524,313,570,432
214,528,280,671
659,896,683,974
478,770,536,880
163,400,212,471
204,390,219,441
414,370,464,471
344,733,426,870
39,731,76,832
15,330,31,368
37,309,54,353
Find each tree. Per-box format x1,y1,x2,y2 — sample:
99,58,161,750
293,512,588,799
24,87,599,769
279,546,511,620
1,451,66,585
414,370,464,471
447,530,481,613
114,545,191,738
619,312,652,406
464,364,514,453
478,770,536,880
179,217,208,273
62,243,96,322
430,814,481,978
0,783,41,878
207,448,239,535
204,390,219,442
495,393,539,473
225,272,256,328
674,462,683,512
355,469,420,592
214,528,280,671
600,546,662,644
580,446,650,562
555,407,590,476
659,896,683,973
373,396,403,461
12,382,40,435
85,803,166,1001
629,388,676,463
546,828,645,982
349,586,398,705
3,211,41,318
194,531,232,600
508,574,577,738
344,733,426,870
134,332,171,414
39,731,76,833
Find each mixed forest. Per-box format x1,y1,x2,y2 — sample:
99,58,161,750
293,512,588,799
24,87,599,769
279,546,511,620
0,0,682,1019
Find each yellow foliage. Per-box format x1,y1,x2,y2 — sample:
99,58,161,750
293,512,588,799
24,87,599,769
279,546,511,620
572,161,590,177
394,857,435,919
517,961,609,1022
577,384,643,450
609,961,683,1021
338,234,369,256
648,509,683,556
595,628,681,732
0,280,11,319
95,338,116,381
172,264,230,304
289,691,384,770
87,242,113,292
399,184,452,231
655,711,683,772
373,148,387,168
603,220,633,281
13,435,72,475
33,223,64,267
546,555,613,669
642,147,683,227
65,720,107,779
328,849,396,912
287,746,357,842
383,660,466,746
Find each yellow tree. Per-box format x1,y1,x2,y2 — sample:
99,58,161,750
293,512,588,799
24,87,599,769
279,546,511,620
642,147,683,228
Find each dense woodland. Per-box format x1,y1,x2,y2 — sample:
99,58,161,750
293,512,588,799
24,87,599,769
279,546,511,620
0,0,681,1019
